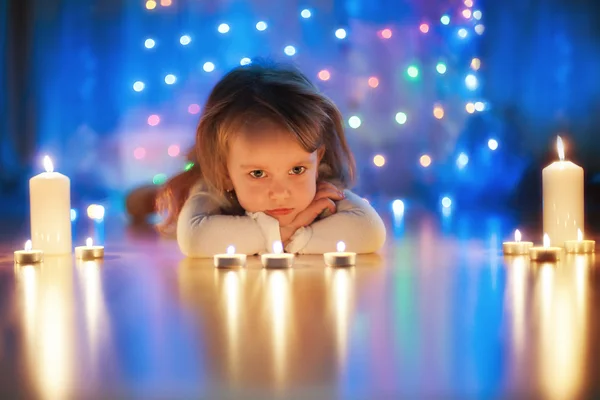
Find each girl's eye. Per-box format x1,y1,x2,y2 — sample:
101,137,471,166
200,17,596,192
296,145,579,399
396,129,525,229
290,166,306,175
249,170,266,179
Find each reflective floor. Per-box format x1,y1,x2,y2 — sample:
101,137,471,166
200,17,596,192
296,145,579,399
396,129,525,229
1,211,599,399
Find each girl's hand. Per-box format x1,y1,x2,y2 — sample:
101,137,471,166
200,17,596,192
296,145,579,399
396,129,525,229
280,182,345,243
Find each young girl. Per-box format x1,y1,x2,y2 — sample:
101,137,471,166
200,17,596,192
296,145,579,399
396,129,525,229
157,60,386,257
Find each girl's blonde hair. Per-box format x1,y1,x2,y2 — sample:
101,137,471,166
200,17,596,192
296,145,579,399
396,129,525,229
157,60,356,232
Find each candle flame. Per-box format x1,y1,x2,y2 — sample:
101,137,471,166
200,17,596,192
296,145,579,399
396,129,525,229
226,245,235,255
557,136,565,161
24,240,32,251
336,241,346,252
86,237,93,247
43,155,54,173
578,229,583,241
543,233,550,248
272,240,283,254
514,229,521,242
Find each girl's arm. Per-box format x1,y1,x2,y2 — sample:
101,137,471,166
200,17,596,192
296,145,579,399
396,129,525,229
285,190,386,254
177,192,280,258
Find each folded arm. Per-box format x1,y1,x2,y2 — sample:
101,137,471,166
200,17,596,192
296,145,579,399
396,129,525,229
285,190,386,254
177,192,280,257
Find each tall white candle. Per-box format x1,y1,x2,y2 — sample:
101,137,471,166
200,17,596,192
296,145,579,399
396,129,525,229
29,156,72,255
542,136,584,247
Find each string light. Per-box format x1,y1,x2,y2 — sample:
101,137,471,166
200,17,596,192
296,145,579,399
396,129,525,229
144,38,155,49
318,70,331,81
145,0,157,10
164,74,176,84
134,147,146,160
218,23,230,34
133,81,145,92
441,197,452,208
153,174,167,185
433,105,444,119
420,155,432,167
373,155,386,167
368,77,379,88
335,28,347,39
462,9,472,19
160,0,171,6
380,28,392,39
488,139,499,150
456,153,469,168
188,104,200,114
284,45,296,56
168,145,180,157
87,204,105,221
256,21,267,31
348,116,361,129
440,15,450,25
465,103,476,114
458,28,468,39
475,24,485,35
203,62,215,72
392,200,405,215
471,58,481,70
419,23,429,33
147,115,160,126
436,62,447,74
473,10,482,20
465,74,478,90
407,66,419,78
395,112,407,125
180,35,191,45
301,9,311,18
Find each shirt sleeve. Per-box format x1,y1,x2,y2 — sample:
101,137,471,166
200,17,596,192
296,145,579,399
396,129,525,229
176,190,282,258
285,190,386,255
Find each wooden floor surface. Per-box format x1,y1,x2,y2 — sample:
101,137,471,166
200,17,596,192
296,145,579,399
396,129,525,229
1,210,599,399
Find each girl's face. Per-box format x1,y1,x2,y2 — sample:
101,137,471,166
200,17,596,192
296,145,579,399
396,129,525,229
226,122,320,227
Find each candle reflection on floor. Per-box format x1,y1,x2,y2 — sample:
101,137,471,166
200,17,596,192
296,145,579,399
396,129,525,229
264,269,293,390
535,259,588,400
325,266,356,371
14,263,38,375
506,256,528,357
76,258,110,374
14,256,75,399
572,254,593,312
215,269,245,382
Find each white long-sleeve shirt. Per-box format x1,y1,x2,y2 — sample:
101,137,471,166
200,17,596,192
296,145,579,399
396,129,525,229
176,183,386,258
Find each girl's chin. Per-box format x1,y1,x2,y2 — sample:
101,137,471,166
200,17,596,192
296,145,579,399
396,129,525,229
271,213,296,226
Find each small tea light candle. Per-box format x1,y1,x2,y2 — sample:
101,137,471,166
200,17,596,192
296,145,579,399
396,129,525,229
75,237,104,260
530,233,562,262
502,229,534,255
565,229,595,254
261,241,294,268
214,245,247,268
324,241,356,267
14,240,43,264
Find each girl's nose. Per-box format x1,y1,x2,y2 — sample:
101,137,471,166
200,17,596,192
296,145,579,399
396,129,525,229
269,181,291,202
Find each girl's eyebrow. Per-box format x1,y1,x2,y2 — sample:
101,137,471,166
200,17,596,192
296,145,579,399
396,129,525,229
238,159,313,170
239,164,268,170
